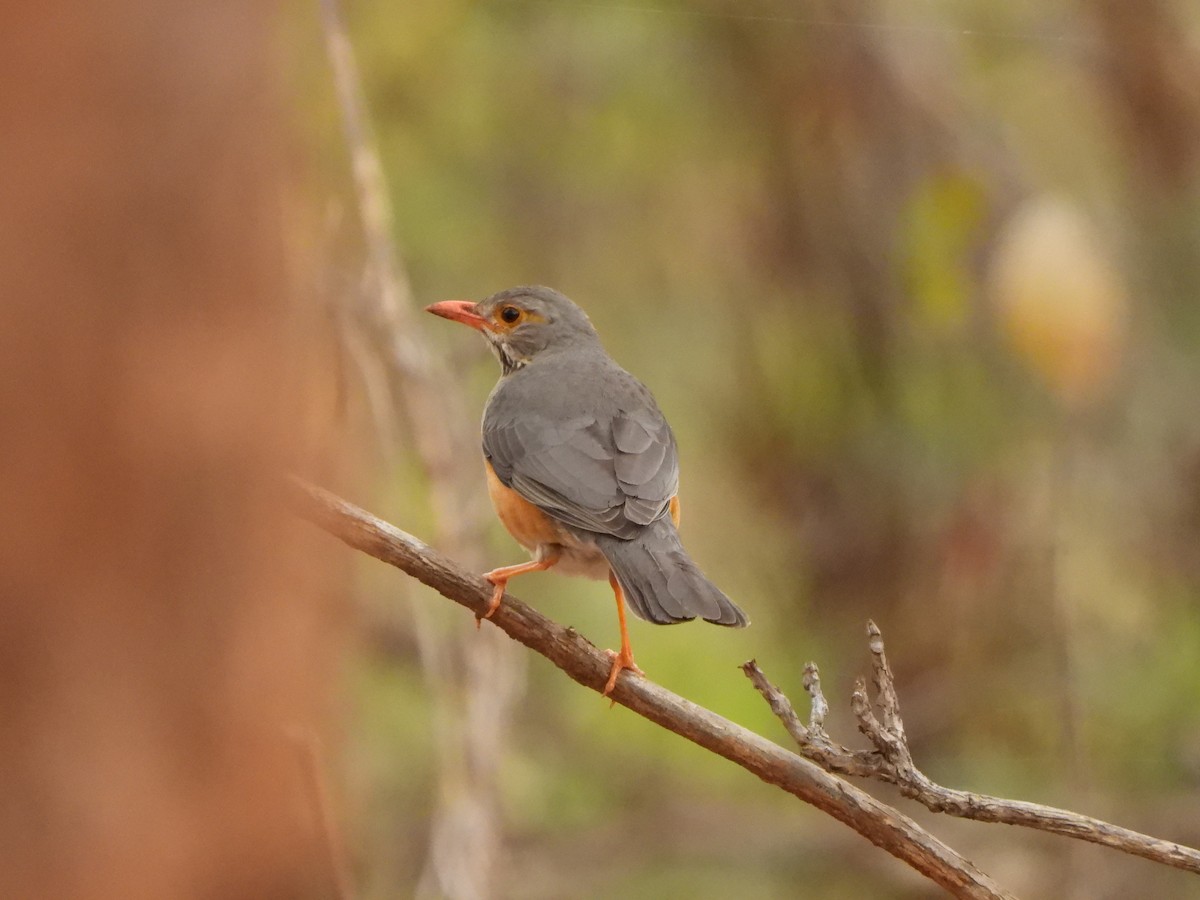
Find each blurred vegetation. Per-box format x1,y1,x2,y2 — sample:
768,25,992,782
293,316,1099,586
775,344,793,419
291,1,1200,896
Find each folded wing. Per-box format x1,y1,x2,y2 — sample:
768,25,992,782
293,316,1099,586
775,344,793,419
483,401,678,540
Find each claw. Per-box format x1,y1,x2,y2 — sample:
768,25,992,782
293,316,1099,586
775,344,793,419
601,572,643,698
477,556,557,627
602,646,643,697
477,577,505,628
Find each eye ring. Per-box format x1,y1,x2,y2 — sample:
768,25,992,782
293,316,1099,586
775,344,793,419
499,305,521,324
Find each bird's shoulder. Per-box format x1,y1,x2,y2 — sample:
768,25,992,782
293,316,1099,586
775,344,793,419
484,347,661,429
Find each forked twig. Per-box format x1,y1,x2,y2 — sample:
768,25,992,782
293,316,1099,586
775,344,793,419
743,622,1200,876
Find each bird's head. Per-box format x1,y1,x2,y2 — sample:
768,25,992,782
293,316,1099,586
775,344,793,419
426,285,599,374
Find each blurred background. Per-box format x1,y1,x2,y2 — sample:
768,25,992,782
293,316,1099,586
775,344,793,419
296,1,1200,897
4,1,1196,899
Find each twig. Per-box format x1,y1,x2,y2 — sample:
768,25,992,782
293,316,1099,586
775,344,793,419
744,622,1200,876
743,662,886,782
290,478,1013,900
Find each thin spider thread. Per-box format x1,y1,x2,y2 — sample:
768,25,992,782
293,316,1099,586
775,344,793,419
487,0,1096,49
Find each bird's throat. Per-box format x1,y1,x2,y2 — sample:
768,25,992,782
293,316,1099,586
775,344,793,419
487,336,529,375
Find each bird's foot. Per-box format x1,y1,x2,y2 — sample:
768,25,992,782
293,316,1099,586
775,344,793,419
602,647,643,696
477,573,506,628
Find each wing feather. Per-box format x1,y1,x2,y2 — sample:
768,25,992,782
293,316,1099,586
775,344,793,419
483,375,678,540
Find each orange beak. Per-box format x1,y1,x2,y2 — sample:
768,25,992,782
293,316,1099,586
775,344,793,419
425,300,489,331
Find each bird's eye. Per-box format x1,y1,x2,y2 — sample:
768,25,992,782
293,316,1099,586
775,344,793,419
499,305,521,324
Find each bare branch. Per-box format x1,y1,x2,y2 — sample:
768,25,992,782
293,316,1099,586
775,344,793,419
746,623,1200,877
866,621,904,741
742,662,883,781
290,478,1013,900
802,663,829,730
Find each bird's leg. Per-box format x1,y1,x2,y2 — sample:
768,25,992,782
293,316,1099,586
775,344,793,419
603,572,644,696
480,551,558,626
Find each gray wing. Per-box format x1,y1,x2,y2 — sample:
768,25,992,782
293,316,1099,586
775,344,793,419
483,392,678,541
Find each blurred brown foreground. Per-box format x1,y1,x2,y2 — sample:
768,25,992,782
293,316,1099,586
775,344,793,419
0,5,349,898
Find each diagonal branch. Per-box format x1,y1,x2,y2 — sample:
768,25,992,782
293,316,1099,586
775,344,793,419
743,623,1200,876
290,478,1013,900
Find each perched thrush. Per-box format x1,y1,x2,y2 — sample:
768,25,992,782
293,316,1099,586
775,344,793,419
427,286,748,695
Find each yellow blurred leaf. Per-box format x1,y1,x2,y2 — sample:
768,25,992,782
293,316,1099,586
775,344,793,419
989,196,1128,405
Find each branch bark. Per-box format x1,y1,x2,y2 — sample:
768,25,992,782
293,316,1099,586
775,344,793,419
743,623,1200,877
290,478,1012,899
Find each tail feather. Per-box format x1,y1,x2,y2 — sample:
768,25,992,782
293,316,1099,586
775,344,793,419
596,519,749,627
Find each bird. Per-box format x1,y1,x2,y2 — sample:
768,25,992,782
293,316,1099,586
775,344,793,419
425,286,748,695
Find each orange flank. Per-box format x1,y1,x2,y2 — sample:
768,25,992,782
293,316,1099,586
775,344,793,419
485,459,681,547
485,459,565,550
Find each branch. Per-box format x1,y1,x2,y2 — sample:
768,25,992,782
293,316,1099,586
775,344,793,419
290,478,1013,899
744,623,1200,876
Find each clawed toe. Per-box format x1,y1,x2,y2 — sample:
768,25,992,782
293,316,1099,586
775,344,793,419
477,557,558,627
602,648,643,696
477,575,505,627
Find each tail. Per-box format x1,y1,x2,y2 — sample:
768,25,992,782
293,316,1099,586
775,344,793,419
596,519,749,627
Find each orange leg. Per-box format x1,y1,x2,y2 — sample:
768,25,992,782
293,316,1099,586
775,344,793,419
603,572,644,696
480,553,558,625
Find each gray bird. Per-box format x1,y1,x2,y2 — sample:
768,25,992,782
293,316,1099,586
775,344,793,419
426,286,748,695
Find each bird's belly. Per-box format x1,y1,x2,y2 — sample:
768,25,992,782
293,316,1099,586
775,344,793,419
485,460,610,580
548,539,610,579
